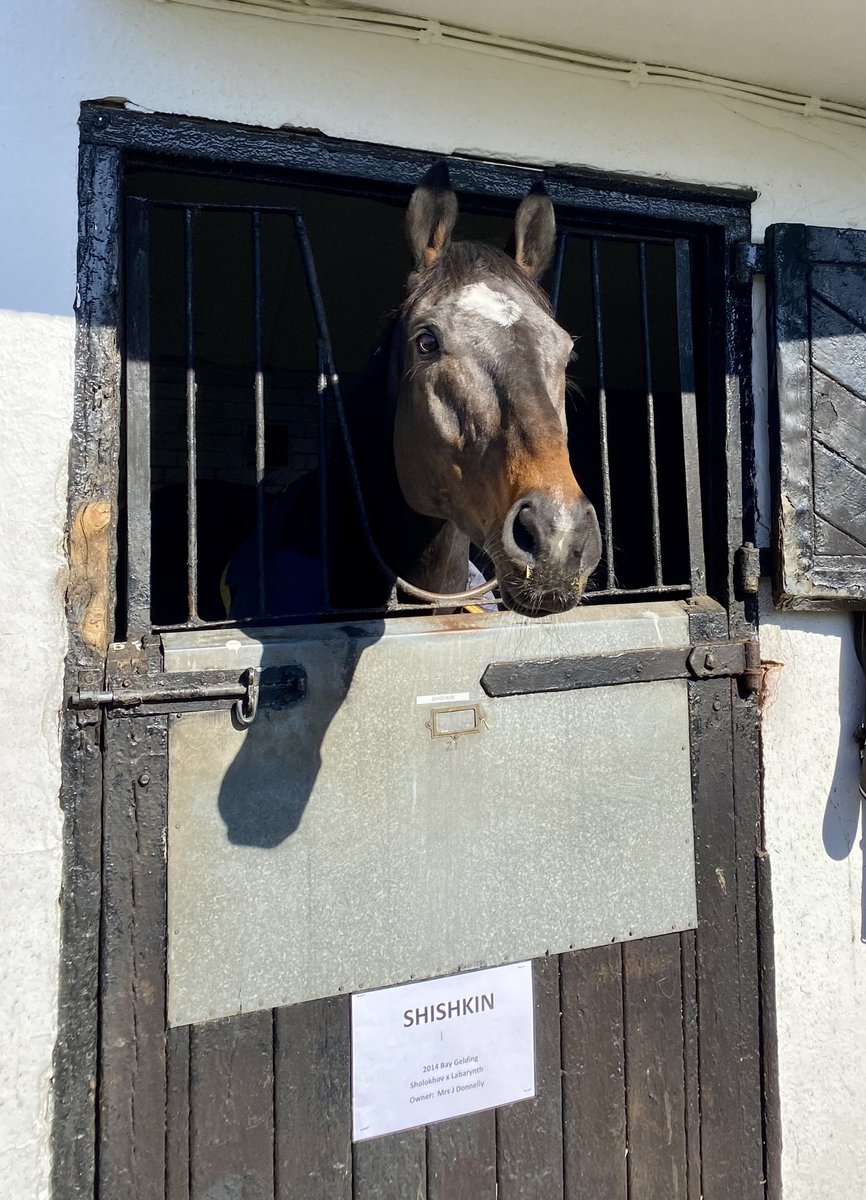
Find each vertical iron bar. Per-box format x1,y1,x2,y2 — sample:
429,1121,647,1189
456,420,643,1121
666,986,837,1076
550,231,567,316
293,214,339,379
293,213,388,587
125,198,153,639
184,208,199,622
590,239,615,590
675,239,707,594
252,211,267,615
317,341,331,610
638,242,664,585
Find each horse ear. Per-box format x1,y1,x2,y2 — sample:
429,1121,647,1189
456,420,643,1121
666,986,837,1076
513,184,556,280
407,163,458,269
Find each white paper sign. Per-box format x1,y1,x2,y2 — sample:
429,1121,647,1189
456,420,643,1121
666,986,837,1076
351,961,535,1141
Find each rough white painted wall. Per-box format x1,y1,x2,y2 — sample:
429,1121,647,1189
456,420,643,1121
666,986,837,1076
0,315,72,1199
759,595,866,1198
2,1,865,1196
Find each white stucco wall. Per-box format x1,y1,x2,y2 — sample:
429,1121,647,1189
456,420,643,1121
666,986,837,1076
2,2,865,1196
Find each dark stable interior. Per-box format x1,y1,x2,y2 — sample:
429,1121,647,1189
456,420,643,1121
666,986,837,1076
125,168,693,629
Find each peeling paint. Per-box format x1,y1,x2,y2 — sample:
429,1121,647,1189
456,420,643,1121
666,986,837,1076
68,499,112,653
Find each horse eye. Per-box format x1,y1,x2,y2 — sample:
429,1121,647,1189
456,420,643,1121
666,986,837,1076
415,329,440,356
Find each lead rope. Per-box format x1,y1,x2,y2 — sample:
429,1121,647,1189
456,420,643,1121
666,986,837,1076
317,348,499,608
293,213,499,610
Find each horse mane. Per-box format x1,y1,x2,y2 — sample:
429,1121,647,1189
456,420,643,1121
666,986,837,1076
402,241,552,316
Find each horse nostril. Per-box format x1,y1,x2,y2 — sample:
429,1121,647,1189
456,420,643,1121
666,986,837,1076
503,490,602,580
512,504,539,559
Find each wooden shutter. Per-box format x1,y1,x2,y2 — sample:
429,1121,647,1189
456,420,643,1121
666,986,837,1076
766,224,866,608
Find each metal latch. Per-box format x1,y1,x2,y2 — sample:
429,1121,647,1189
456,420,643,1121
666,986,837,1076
481,639,762,698
69,664,306,724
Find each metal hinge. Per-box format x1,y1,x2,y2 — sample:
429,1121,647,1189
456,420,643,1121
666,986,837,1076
734,242,766,285
69,656,306,724
481,638,763,698
735,541,762,596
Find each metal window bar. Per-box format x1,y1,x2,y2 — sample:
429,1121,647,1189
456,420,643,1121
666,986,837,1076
316,339,332,612
127,199,706,634
291,211,397,605
638,241,664,586
590,238,616,591
251,210,268,616
549,231,567,315
184,207,199,623
124,198,153,641
552,229,704,603
674,238,707,595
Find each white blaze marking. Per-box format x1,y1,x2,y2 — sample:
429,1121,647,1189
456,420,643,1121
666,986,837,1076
456,282,520,327
548,503,577,560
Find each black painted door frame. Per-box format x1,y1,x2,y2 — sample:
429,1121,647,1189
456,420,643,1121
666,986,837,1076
54,101,772,1200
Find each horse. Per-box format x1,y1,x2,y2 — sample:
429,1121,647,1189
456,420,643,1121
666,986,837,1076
225,164,602,619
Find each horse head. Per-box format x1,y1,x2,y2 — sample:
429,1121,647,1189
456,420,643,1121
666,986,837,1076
392,165,602,615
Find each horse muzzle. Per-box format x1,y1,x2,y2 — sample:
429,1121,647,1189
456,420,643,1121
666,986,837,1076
497,489,603,615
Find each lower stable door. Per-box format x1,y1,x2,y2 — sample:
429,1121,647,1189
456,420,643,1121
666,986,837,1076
99,598,762,1199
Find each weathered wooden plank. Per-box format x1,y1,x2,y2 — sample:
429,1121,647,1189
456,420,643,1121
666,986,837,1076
730,688,766,1200
426,1112,497,1200
813,371,866,462
81,103,753,230
807,225,866,266
757,850,783,1200
687,602,746,1198
622,935,688,1200
680,931,702,1200
274,995,352,1200
52,137,123,1200
98,715,169,1200
353,1129,426,1200
814,442,866,546
766,223,816,603
816,515,866,555
189,1010,275,1200
688,667,746,1196
166,1025,190,1200
53,716,105,1200
811,262,866,330
497,956,563,1200
560,944,626,1200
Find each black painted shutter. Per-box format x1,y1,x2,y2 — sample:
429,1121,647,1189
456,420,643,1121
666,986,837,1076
766,224,866,608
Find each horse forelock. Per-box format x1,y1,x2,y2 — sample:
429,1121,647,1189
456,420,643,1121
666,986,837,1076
401,241,552,319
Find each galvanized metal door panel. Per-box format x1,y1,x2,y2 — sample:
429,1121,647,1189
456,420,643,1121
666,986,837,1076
165,601,696,1026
